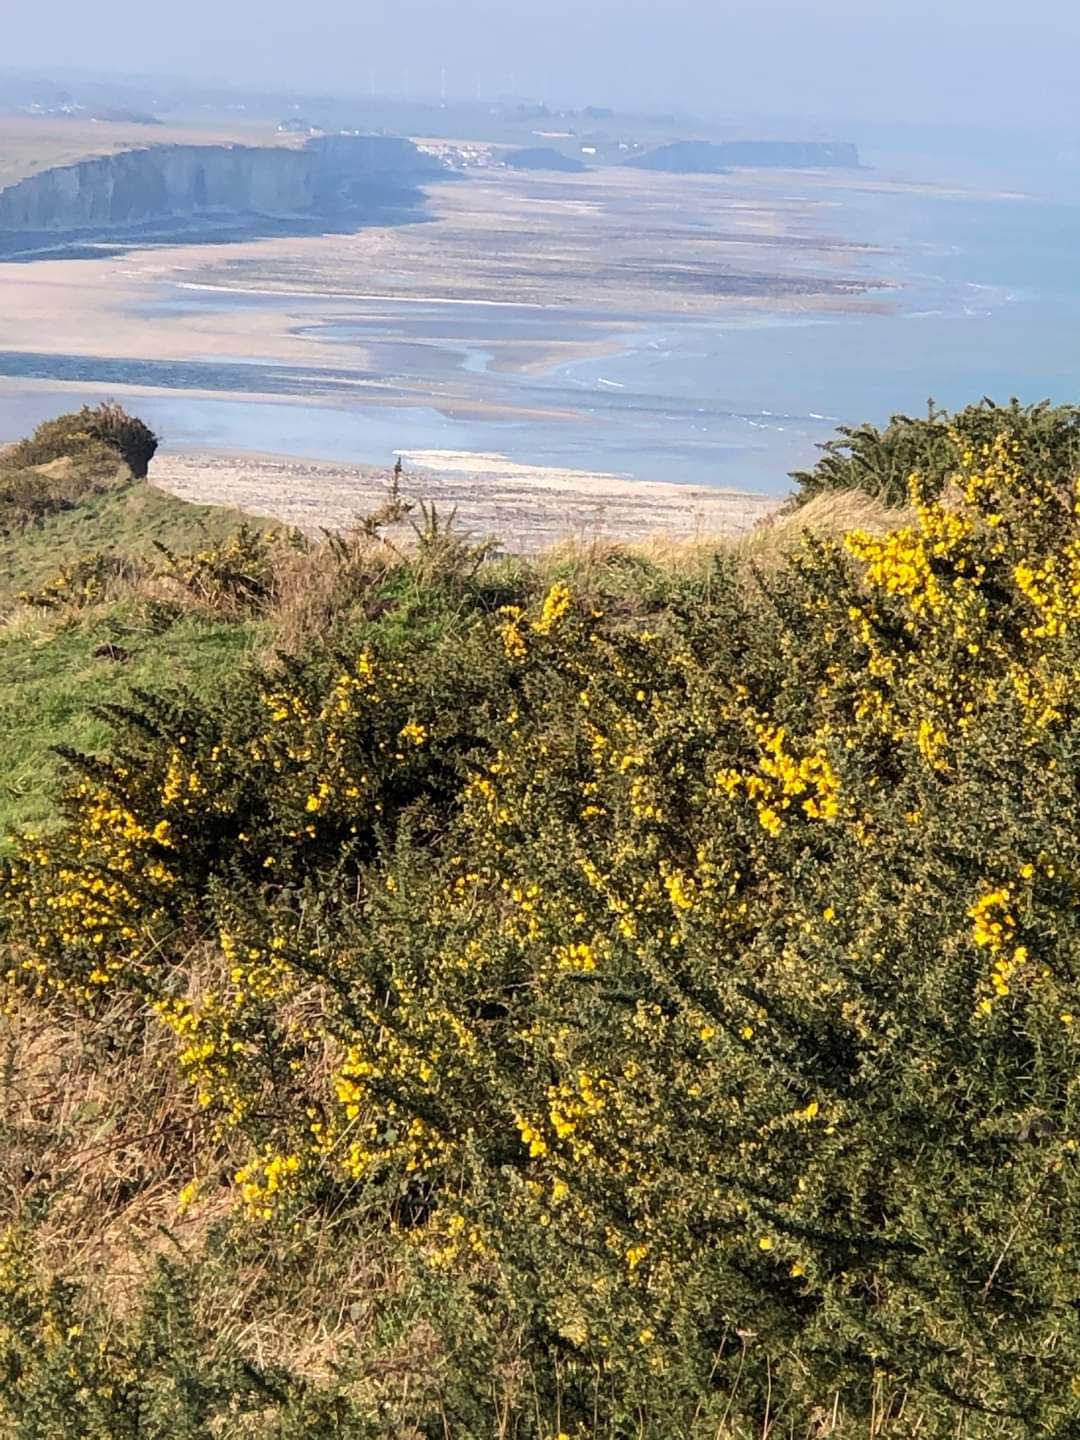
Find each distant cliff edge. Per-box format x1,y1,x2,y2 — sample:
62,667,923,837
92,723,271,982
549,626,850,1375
0,134,444,234
628,140,860,173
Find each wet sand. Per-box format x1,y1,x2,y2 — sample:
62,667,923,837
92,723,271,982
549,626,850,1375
0,167,891,377
150,448,780,552
0,164,904,502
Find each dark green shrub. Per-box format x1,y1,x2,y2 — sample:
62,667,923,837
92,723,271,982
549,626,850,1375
790,397,1080,507
8,420,1080,1434
4,403,159,481
77,402,159,479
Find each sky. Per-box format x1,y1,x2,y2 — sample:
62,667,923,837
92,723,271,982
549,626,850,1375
3,0,1078,134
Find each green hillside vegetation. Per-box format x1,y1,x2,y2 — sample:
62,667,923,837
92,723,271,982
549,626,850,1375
0,403,252,595
3,402,1080,1437
0,407,273,840
789,395,1080,508
0,472,279,601
0,610,265,840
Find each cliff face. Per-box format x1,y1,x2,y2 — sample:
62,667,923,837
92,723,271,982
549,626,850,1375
0,136,443,233
307,135,444,210
629,140,860,173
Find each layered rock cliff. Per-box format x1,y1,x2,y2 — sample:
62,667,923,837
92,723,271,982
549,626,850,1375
0,135,443,233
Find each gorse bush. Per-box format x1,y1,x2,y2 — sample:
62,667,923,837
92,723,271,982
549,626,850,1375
3,403,159,482
16,551,139,610
153,524,297,616
790,396,1080,508
0,403,159,535
0,1235,409,1440
5,423,1080,1434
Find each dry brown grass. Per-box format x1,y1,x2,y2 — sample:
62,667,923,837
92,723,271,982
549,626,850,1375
540,531,720,582
531,488,907,590
266,531,401,655
733,487,910,558
0,990,211,1311
0,949,431,1397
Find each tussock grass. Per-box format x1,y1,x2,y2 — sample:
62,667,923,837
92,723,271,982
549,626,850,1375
736,485,908,551
522,488,904,582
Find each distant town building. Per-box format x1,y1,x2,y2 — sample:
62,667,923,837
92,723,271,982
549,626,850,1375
417,140,496,170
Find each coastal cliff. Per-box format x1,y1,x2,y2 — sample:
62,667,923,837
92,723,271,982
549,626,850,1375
629,139,860,172
0,134,443,233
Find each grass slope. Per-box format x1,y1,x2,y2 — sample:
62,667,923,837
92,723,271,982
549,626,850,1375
0,413,272,844
0,473,267,602
0,607,265,843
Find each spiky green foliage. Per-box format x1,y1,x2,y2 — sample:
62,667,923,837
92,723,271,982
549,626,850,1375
790,397,1080,508
7,407,1080,1436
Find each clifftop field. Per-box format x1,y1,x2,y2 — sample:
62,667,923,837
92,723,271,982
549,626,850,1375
0,114,290,191
4,401,1080,1437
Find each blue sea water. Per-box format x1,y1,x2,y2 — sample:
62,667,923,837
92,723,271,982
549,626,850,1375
523,186,1080,493
1,178,1079,496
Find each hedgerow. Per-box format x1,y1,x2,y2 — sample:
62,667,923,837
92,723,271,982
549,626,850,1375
4,428,1080,1434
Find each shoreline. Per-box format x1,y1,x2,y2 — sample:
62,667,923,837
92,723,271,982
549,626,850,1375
0,371,591,425
0,163,972,499
0,166,894,380
150,446,782,553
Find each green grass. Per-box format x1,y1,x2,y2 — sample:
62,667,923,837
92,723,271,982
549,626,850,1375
0,476,266,602
0,605,266,845
0,448,275,847
0,115,272,188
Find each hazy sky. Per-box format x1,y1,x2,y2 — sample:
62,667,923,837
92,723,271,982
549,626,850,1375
3,1,1077,132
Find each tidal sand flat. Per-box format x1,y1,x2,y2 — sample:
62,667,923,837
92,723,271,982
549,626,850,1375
0,164,895,497
2,161,1073,500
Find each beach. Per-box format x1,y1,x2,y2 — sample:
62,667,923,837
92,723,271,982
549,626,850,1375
2,158,1072,504
149,447,780,551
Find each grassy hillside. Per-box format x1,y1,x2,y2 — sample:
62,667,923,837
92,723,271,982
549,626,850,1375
0,609,264,840
0,407,271,842
0,474,271,602
3,402,1080,1437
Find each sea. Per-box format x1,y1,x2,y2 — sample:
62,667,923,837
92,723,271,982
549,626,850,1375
1,164,1079,497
